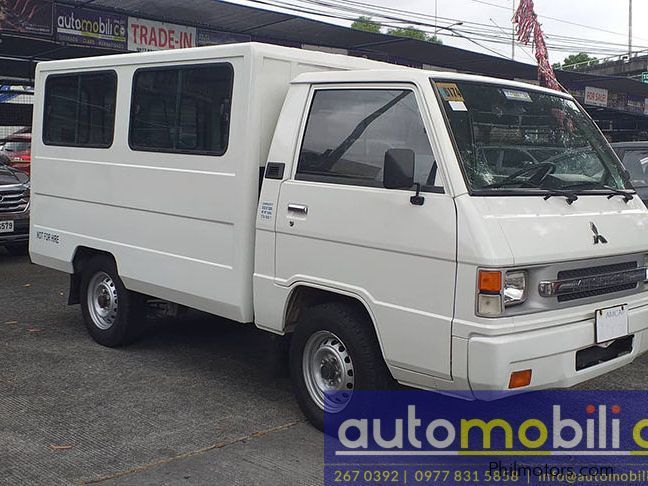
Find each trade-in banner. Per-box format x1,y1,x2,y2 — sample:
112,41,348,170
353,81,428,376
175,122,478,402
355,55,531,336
55,4,127,50
128,17,195,51
196,28,250,47
0,0,53,36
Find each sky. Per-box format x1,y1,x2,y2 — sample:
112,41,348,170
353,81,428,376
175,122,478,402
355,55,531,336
226,0,648,66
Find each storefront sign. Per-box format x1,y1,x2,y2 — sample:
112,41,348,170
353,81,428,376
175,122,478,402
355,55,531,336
128,17,195,51
55,5,127,50
197,29,249,46
0,0,53,36
584,86,608,107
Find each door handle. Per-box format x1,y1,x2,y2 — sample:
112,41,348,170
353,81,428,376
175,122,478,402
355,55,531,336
288,203,308,215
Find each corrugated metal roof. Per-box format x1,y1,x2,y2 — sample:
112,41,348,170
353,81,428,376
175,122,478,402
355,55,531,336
5,0,648,101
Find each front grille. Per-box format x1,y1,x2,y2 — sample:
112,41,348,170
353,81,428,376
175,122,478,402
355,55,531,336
0,187,29,213
549,261,641,302
558,261,637,279
558,283,637,302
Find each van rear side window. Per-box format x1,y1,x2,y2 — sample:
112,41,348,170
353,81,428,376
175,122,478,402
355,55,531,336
129,63,233,156
43,71,117,148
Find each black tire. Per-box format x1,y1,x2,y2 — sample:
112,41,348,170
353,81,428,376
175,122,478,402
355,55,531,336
79,255,145,347
289,302,393,431
5,244,28,256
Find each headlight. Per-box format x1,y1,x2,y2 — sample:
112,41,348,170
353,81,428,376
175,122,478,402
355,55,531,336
504,271,527,306
477,269,527,317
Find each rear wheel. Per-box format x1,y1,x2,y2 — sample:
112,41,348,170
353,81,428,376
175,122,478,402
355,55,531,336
289,302,393,430
80,255,145,347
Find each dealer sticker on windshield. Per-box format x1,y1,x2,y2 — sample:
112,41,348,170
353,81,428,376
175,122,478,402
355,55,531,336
501,88,533,102
437,82,464,102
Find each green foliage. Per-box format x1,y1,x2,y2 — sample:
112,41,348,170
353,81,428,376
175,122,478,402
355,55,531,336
386,25,442,44
351,16,381,33
350,17,442,44
554,52,599,71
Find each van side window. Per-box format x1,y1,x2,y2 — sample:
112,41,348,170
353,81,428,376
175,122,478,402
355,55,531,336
43,71,117,147
129,63,233,156
297,89,441,191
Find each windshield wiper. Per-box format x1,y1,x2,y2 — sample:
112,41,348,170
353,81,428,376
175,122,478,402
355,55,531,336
603,186,634,202
542,189,578,205
562,182,634,203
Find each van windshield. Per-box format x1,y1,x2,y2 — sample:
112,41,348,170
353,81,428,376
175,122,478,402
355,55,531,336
434,80,630,194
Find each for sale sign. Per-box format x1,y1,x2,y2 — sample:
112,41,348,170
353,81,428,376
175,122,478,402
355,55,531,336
55,5,127,50
128,17,195,52
584,86,608,108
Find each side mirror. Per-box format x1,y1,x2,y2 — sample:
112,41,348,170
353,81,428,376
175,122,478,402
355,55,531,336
383,148,415,189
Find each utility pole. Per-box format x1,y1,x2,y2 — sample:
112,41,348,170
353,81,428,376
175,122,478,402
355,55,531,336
434,0,438,36
629,0,633,56
511,0,516,60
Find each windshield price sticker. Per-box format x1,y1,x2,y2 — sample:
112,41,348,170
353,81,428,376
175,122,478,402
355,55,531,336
501,88,533,102
437,83,464,102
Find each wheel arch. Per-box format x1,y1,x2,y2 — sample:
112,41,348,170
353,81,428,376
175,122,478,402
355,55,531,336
68,246,117,305
283,284,388,362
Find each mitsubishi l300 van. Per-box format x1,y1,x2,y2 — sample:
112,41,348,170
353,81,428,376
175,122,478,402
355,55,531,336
29,43,648,429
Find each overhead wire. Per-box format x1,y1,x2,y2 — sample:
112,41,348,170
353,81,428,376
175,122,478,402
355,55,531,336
230,0,647,61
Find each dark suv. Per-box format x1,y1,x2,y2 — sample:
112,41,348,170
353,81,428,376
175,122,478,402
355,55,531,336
0,155,29,255
612,141,648,205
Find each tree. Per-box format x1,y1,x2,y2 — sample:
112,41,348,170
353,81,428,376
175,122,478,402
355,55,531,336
351,16,381,34
386,25,442,44
553,52,599,71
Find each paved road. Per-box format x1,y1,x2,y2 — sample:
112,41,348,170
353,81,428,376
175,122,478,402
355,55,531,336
2,251,648,485
0,251,322,485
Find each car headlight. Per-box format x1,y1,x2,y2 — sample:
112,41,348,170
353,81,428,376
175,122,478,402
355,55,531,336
477,269,527,317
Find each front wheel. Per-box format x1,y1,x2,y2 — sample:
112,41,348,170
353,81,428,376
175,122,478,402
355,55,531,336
80,255,145,347
289,302,393,430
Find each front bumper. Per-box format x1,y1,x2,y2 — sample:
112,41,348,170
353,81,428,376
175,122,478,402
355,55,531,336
0,214,29,245
457,301,648,398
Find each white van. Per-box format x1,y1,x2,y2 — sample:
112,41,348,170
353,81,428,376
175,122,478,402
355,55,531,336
31,43,648,429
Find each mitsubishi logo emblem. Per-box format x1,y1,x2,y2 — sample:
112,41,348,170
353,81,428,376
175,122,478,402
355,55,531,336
590,222,608,245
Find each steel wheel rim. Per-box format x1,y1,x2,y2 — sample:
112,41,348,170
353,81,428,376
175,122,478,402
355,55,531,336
87,271,118,330
303,330,355,413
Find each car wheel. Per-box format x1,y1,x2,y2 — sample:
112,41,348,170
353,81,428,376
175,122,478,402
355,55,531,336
289,302,393,431
80,255,145,347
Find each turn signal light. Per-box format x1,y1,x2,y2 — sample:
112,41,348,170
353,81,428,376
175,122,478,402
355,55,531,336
478,270,502,293
508,369,532,389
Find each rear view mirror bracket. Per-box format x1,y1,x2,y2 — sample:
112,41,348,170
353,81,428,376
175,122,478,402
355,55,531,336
410,183,425,206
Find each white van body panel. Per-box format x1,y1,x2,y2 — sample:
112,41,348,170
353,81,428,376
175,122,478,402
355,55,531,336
30,44,648,396
30,43,393,323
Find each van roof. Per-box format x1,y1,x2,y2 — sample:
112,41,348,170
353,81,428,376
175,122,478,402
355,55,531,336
35,41,567,98
35,41,393,72
291,69,571,98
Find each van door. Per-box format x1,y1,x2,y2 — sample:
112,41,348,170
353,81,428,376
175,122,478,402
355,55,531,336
275,85,457,379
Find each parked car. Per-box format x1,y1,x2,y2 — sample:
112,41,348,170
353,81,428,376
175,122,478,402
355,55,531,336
612,141,648,205
0,154,30,255
30,43,648,430
0,132,31,175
